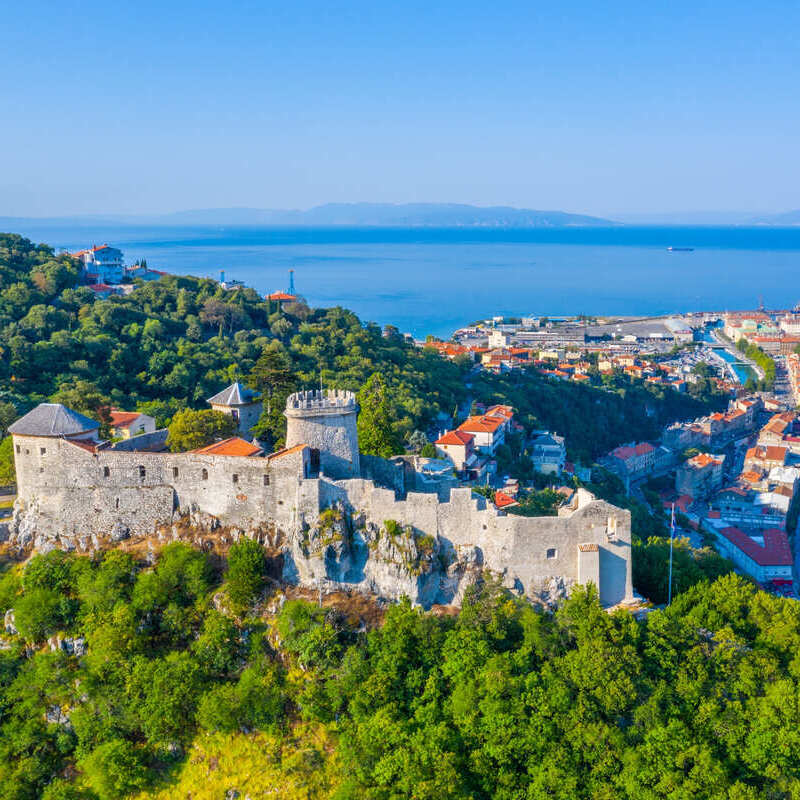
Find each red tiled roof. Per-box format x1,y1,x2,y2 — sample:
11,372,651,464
459,415,505,434
493,491,517,509
688,452,723,468
741,470,763,484
267,443,308,460
611,442,655,460
88,283,115,291
485,404,514,420
267,292,296,301
193,437,262,456
719,526,793,566
436,430,474,446
71,244,111,257
109,410,143,429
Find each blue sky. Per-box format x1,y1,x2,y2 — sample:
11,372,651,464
1,0,798,217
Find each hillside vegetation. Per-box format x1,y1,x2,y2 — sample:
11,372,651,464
0,547,798,799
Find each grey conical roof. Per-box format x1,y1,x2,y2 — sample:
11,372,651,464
207,382,260,406
8,403,99,437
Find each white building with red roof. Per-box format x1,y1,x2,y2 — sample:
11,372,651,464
714,526,793,586
457,414,507,454
71,244,124,284
109,410,156,440
435,429,475,471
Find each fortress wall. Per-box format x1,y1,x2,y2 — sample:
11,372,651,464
13,436,312,540
323,479,633,604
359,454,405,494
13,429,633,606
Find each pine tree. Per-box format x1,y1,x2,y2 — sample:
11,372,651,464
357,373,403,458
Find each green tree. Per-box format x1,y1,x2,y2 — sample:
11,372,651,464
226,538,268,613
356,373,403,457
126,651,203,745
166,408,237,452
0,401,17,438
0,436,15,485
79,738,149,800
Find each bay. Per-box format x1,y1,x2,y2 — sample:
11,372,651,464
7,223,800,338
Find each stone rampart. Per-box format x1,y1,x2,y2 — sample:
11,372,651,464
319,478,633,606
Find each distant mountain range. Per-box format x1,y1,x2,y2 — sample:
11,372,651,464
2,203,799,228
0,203,614,228
750,209,800,226
142,203,616,228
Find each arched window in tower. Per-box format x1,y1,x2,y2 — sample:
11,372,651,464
202,468,208,481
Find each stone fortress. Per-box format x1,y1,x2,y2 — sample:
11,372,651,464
6,386,634,608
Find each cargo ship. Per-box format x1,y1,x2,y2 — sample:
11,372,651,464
667,246,694,252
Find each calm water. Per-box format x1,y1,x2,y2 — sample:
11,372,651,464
9,224,800,338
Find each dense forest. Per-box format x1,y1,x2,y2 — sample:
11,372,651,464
0,548,797,799
1,232,723,470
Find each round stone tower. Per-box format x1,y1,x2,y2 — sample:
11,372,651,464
284,389,360,479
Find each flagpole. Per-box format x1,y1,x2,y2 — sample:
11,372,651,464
668,502,675,606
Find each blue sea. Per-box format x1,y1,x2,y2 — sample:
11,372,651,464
9,224,800,338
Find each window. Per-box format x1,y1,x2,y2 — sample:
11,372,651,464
15,445,20,454
115,498,120,509
202,468,208,480
263,474,270,486
232,474,239,484
546,548,557,559
173,467,179,479
103,466,110,478
40,447,46,455
138,465,146,480
231,408,240,422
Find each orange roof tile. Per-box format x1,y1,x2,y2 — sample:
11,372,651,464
458,415,505,434
493,491,517,509
267,443,308,460
436,430,474,446
109,410,143,429
193,437,262,456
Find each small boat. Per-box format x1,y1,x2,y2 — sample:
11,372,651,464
667,246,694,252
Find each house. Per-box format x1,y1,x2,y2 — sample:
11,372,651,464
71,244,125,284
488,329,511,348
604,442,656,486
458,414,507,454
124,264,168,282
266,291,297,310
714,526,793,586
744,445,788,472
207,382,263,436
530,431,566,475
758,412,796,446
435,429,475,471
109,410,157,440
675,453,726,502
714,485,791,531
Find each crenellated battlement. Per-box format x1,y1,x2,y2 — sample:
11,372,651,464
285,389,358,412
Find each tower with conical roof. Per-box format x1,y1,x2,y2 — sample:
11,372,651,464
207,382,262,436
